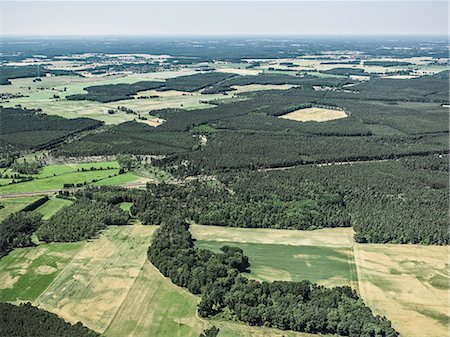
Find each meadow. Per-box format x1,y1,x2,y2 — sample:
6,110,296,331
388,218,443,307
0,196,42,220
0,161,143,195
0,242,84,302
196,240,357,287
35,197,73,220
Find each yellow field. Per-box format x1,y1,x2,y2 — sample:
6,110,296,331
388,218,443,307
354,244,449,337
279,107,347,122
34,226,156,333
190,224,354,247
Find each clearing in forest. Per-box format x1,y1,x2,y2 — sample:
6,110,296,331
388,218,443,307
0,196,42,220
34,226,156,333
192,225,357,288
354,244,449,337
279,107,347,122
35,197,73,220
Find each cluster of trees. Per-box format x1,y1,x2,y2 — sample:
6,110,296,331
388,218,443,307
0,212,42,257
363,61,413,67
321,67,370,76
132,180,350,230
36,199,129,242
11,159,43,174
0,302,98,337
148,218,398,337
66,81,163,102
0,107,102,155
0,65,75,85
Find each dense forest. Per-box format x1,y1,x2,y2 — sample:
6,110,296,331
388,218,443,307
132,180,350,230
0,302,99,337
148,218,398,337
0,65,76,85
0,107,102,153
36,199,129,242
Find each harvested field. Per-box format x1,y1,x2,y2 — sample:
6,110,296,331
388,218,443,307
279,107,347,122
34,226,156,333
354,244,449,337
190,224,354,247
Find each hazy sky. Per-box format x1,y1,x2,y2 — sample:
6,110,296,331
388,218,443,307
1,1,448,36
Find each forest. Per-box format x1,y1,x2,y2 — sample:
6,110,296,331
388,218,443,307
0,65,75,85
148,218,398,337
0,302,99,337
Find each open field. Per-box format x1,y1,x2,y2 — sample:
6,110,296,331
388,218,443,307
354,244,449,337
0,242,84,303
279,107,347,122
35,197,73,220
197,240,357,287
190,224,354,247
34,225,156,333
0,196,42,220
0,161,143,195
105,261,332,337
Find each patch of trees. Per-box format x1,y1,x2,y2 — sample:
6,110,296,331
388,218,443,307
148,218,398,337
162,72,235,92
11,159,43,174
21,196,49,212
0,107,102,152
132,180,350,230
363,61,413,67
320,68,370,77
0,212,42,258
0,65,76,85
0,302,99,337
66,81,163,102
36,199,129,242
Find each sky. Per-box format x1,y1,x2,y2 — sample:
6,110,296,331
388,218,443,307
1,1,448,36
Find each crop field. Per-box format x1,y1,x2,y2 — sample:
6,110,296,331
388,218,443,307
105,260,331,337
354,244,449,337
190,224,354,247
197,240,357,287
279,107,347,122
0,242,84,303
0,161,143,195
35,197,73,220
34,225,156,333
0,196,42,220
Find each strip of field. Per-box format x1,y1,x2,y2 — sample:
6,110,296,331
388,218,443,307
34,225,156,333
354,244,449,337
35,197,73,220
279,107,347,122
105,261,332,337
0,196,42,220
197,240,357,288
190,224,354,247
0,242,84,302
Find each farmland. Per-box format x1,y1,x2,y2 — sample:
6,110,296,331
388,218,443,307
0,196,42,220
279,107,347,122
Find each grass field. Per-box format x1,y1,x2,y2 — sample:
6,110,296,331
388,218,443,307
196,240,357,287
0,161,143,195
354,244,449,337
0,242,84,303
0,196,42,221
279,107,347,122
34,225,156,333
35,197,73,220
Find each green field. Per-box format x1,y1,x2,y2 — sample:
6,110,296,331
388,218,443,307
0,242,84,302
197,240,357,287
35,197,73,220
0,161,142,195
0,196,42,221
